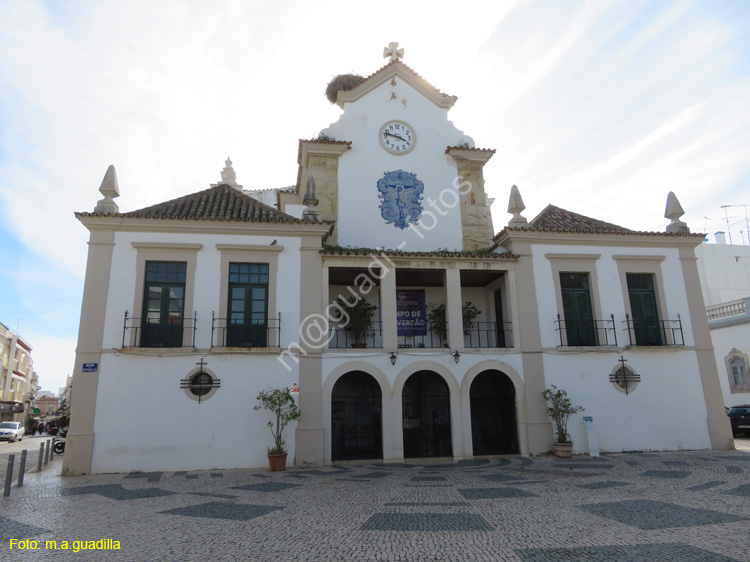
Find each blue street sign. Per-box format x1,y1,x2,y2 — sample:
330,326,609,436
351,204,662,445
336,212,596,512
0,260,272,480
82,363,98,372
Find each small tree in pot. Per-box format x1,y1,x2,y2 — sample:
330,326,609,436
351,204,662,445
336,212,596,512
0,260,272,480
337,297,377,347
254,387,300,471
541,385,585,457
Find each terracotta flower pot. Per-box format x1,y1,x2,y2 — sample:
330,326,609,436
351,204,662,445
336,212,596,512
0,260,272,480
351,342,367,348
267,453,288,471
553,442,573,458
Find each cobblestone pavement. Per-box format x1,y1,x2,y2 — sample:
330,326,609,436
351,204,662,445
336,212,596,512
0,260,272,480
2,447,749,562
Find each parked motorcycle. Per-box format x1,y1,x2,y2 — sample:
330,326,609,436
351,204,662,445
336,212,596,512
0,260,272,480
53,429,68,455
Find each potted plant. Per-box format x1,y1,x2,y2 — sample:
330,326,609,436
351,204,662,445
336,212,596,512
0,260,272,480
426,301,481,345
541,385,585,458
254,387,301,471
338,297,377,348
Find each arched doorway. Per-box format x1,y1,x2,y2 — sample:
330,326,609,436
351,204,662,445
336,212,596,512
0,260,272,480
470,370,518,455
402,371,452,458
331,371,382,460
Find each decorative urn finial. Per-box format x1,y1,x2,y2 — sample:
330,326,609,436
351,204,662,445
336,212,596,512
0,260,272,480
94,165,120,214
665,191,689,233
507,184,528,227
212,157,243,190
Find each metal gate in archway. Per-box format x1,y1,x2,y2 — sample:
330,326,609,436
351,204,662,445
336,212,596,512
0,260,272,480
331,371,382,461
402,370,452,458
470,370,518,455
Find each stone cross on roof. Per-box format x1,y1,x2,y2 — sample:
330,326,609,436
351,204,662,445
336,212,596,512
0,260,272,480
383,42,404,62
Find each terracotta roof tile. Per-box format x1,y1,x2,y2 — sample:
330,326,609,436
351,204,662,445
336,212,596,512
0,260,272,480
322,246,516,260
77,184,325,224
445,146,496,154
353,60,457,101
528,205,631,232
494,204,704,239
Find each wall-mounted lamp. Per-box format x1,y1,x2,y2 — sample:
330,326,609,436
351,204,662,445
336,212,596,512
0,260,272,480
453,351,461,364
390,352,397,366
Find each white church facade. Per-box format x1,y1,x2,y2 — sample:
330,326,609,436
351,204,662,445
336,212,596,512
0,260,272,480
64,48,733,475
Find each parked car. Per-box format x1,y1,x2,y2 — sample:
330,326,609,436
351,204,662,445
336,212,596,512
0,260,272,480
727,405,750,437
0,421,25,442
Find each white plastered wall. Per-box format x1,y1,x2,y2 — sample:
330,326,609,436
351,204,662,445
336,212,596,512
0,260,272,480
91,230,304,472
709,322,750,407
322,79,470,252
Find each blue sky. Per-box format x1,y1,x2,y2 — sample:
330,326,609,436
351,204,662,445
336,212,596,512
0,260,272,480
1,0,749,392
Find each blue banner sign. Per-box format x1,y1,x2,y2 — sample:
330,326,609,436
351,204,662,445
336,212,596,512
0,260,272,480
82,363,98,373
397,290,427,336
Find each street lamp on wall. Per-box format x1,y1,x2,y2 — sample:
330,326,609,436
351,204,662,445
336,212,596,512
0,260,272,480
453,351,461,364
390,352,397,366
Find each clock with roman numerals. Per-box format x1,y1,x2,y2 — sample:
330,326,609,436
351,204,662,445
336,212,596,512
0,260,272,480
379,120,416,155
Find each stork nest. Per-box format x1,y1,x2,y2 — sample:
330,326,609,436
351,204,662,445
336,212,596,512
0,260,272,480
325,74,364,104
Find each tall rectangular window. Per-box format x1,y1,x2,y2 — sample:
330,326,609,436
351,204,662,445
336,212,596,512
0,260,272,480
729,355,750,390
560,273,596,346
626,273,662,346
227,263,269,347
141,261,186,347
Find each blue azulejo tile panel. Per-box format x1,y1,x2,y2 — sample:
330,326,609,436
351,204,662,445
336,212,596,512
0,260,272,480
641,470,691,479
577,480,632,490
577,500,749,530
721,484,750,497
61,484,176,501
514,543,742,562
124,472,163,482
0,518,50,540
687,481,726,491
360,513,493,531
159,501,283,521
459,487,538,499
230,482,300,493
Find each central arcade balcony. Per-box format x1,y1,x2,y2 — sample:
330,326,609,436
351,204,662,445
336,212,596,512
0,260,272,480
325,260,513,350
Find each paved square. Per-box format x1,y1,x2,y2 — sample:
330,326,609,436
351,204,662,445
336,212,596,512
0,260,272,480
577,499,749,530
2,448,749,561
459,486,538,499
360,513,494,531
0,517,49,540
159,501,284,521
514,543,741,562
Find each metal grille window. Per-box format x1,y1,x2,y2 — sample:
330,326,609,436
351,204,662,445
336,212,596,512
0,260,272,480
626,273,662,346
227,263,269,347
729,355,750,390
560,273,596,346
141,262,187,347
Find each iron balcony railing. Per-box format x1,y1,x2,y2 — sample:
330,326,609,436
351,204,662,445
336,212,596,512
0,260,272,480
123,311,197,348
464,321,514,348
397,322,445,349
623,313,684,346
329,321,383,349
555,314,617,347
211,312,282,348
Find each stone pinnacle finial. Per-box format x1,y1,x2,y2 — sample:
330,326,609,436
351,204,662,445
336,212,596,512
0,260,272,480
507,184,528,227
383,42,404,62
302,175,319,222
94,165,120,214
665,191,689,233
212,157,243,190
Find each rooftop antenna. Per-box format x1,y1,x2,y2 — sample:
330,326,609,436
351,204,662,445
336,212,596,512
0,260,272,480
721,204,750,245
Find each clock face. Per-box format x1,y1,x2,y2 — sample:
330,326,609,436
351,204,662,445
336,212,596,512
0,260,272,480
379,120,416,154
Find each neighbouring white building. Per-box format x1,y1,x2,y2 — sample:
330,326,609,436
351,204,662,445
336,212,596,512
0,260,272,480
696,237,750,409
64,47,733,475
